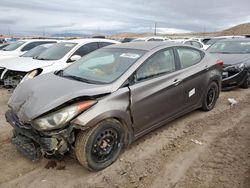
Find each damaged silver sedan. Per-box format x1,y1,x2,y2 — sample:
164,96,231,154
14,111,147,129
6,42,222,171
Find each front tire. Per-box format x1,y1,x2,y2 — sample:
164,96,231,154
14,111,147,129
201,81,219,111
75,119,124,171
241,74,250,89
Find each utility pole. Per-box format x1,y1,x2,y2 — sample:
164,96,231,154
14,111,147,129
8,26,10,36
154,22,157,36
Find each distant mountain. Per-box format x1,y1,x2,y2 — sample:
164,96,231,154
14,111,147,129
221,23,250,36
51,32,90,37
112,22,250,39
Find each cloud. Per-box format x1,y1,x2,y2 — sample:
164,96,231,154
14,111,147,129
0,0,249,36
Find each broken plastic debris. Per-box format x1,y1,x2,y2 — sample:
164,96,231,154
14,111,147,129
191,139,203,145
228,98,237,106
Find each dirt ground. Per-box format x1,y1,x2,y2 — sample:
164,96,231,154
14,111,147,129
0,87,250,188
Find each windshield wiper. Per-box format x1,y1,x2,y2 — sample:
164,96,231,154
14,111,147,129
209,52,233,54
62,73,105,84
34,57,51,60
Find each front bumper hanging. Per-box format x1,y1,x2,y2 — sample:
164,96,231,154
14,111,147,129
5,110,75,161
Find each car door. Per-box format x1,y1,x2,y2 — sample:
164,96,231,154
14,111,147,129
175,47,207,110
129,48,183,136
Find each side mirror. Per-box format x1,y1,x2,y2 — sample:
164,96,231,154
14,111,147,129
68,55,81,63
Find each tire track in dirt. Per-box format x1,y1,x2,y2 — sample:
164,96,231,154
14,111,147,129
1,89,250,188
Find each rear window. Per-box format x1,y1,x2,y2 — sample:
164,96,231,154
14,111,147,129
177,48,203,69
191,41,202,48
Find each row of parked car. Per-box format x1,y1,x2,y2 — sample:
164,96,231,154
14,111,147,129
1,36,250,171
0,38,119,87
120,35,247,50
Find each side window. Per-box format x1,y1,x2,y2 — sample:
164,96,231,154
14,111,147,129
136,49,175,81
184,41,192,46
98,42,114,48
148,38,164,41
177,48,203,69
72,42,98,57
21,41,55,51
191,41,202,48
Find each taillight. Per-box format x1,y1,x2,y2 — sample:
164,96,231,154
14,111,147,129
216,59,224,66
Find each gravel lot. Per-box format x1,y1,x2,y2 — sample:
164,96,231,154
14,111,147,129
0,87,250,188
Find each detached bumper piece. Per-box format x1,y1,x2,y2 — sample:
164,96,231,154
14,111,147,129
5,111,74,161
222,66,248,90
12,133,42,161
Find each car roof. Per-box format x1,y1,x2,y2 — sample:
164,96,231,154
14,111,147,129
213,35,245,39
217,38,250,42
64,38,120,44
18,39,58,42
105,41,177,51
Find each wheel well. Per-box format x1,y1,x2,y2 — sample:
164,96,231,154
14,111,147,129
73,117,132,146
111,117,132,146
210,77,221,92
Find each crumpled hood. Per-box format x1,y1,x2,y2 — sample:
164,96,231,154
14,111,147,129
216,53,250,66
0,51,22,57
8,72,113,123
3,58,55,72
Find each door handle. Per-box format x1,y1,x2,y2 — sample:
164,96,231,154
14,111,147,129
173,78,182,86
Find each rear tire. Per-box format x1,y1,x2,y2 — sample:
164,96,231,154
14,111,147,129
201,81,219,111
241,74,250,89
75,119,124,171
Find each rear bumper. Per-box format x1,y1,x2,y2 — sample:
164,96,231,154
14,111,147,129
5,110,74,160
222,69,248,90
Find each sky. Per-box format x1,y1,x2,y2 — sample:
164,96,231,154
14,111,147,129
0,0,250,36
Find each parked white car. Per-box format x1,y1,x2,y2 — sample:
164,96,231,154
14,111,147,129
1,38,119,87
0,39,58,60
132,36,170,42
170,39,204,49
0,43,56,84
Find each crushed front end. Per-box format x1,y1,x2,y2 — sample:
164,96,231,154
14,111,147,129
2,70,27,88
5,110,75,161
222,64,249,90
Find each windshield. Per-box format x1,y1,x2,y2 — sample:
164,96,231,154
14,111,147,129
207,41,250,54
35,42,76,60
2,41,25,51
21,44,53,58
62,48,146,84
206,38,225,45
